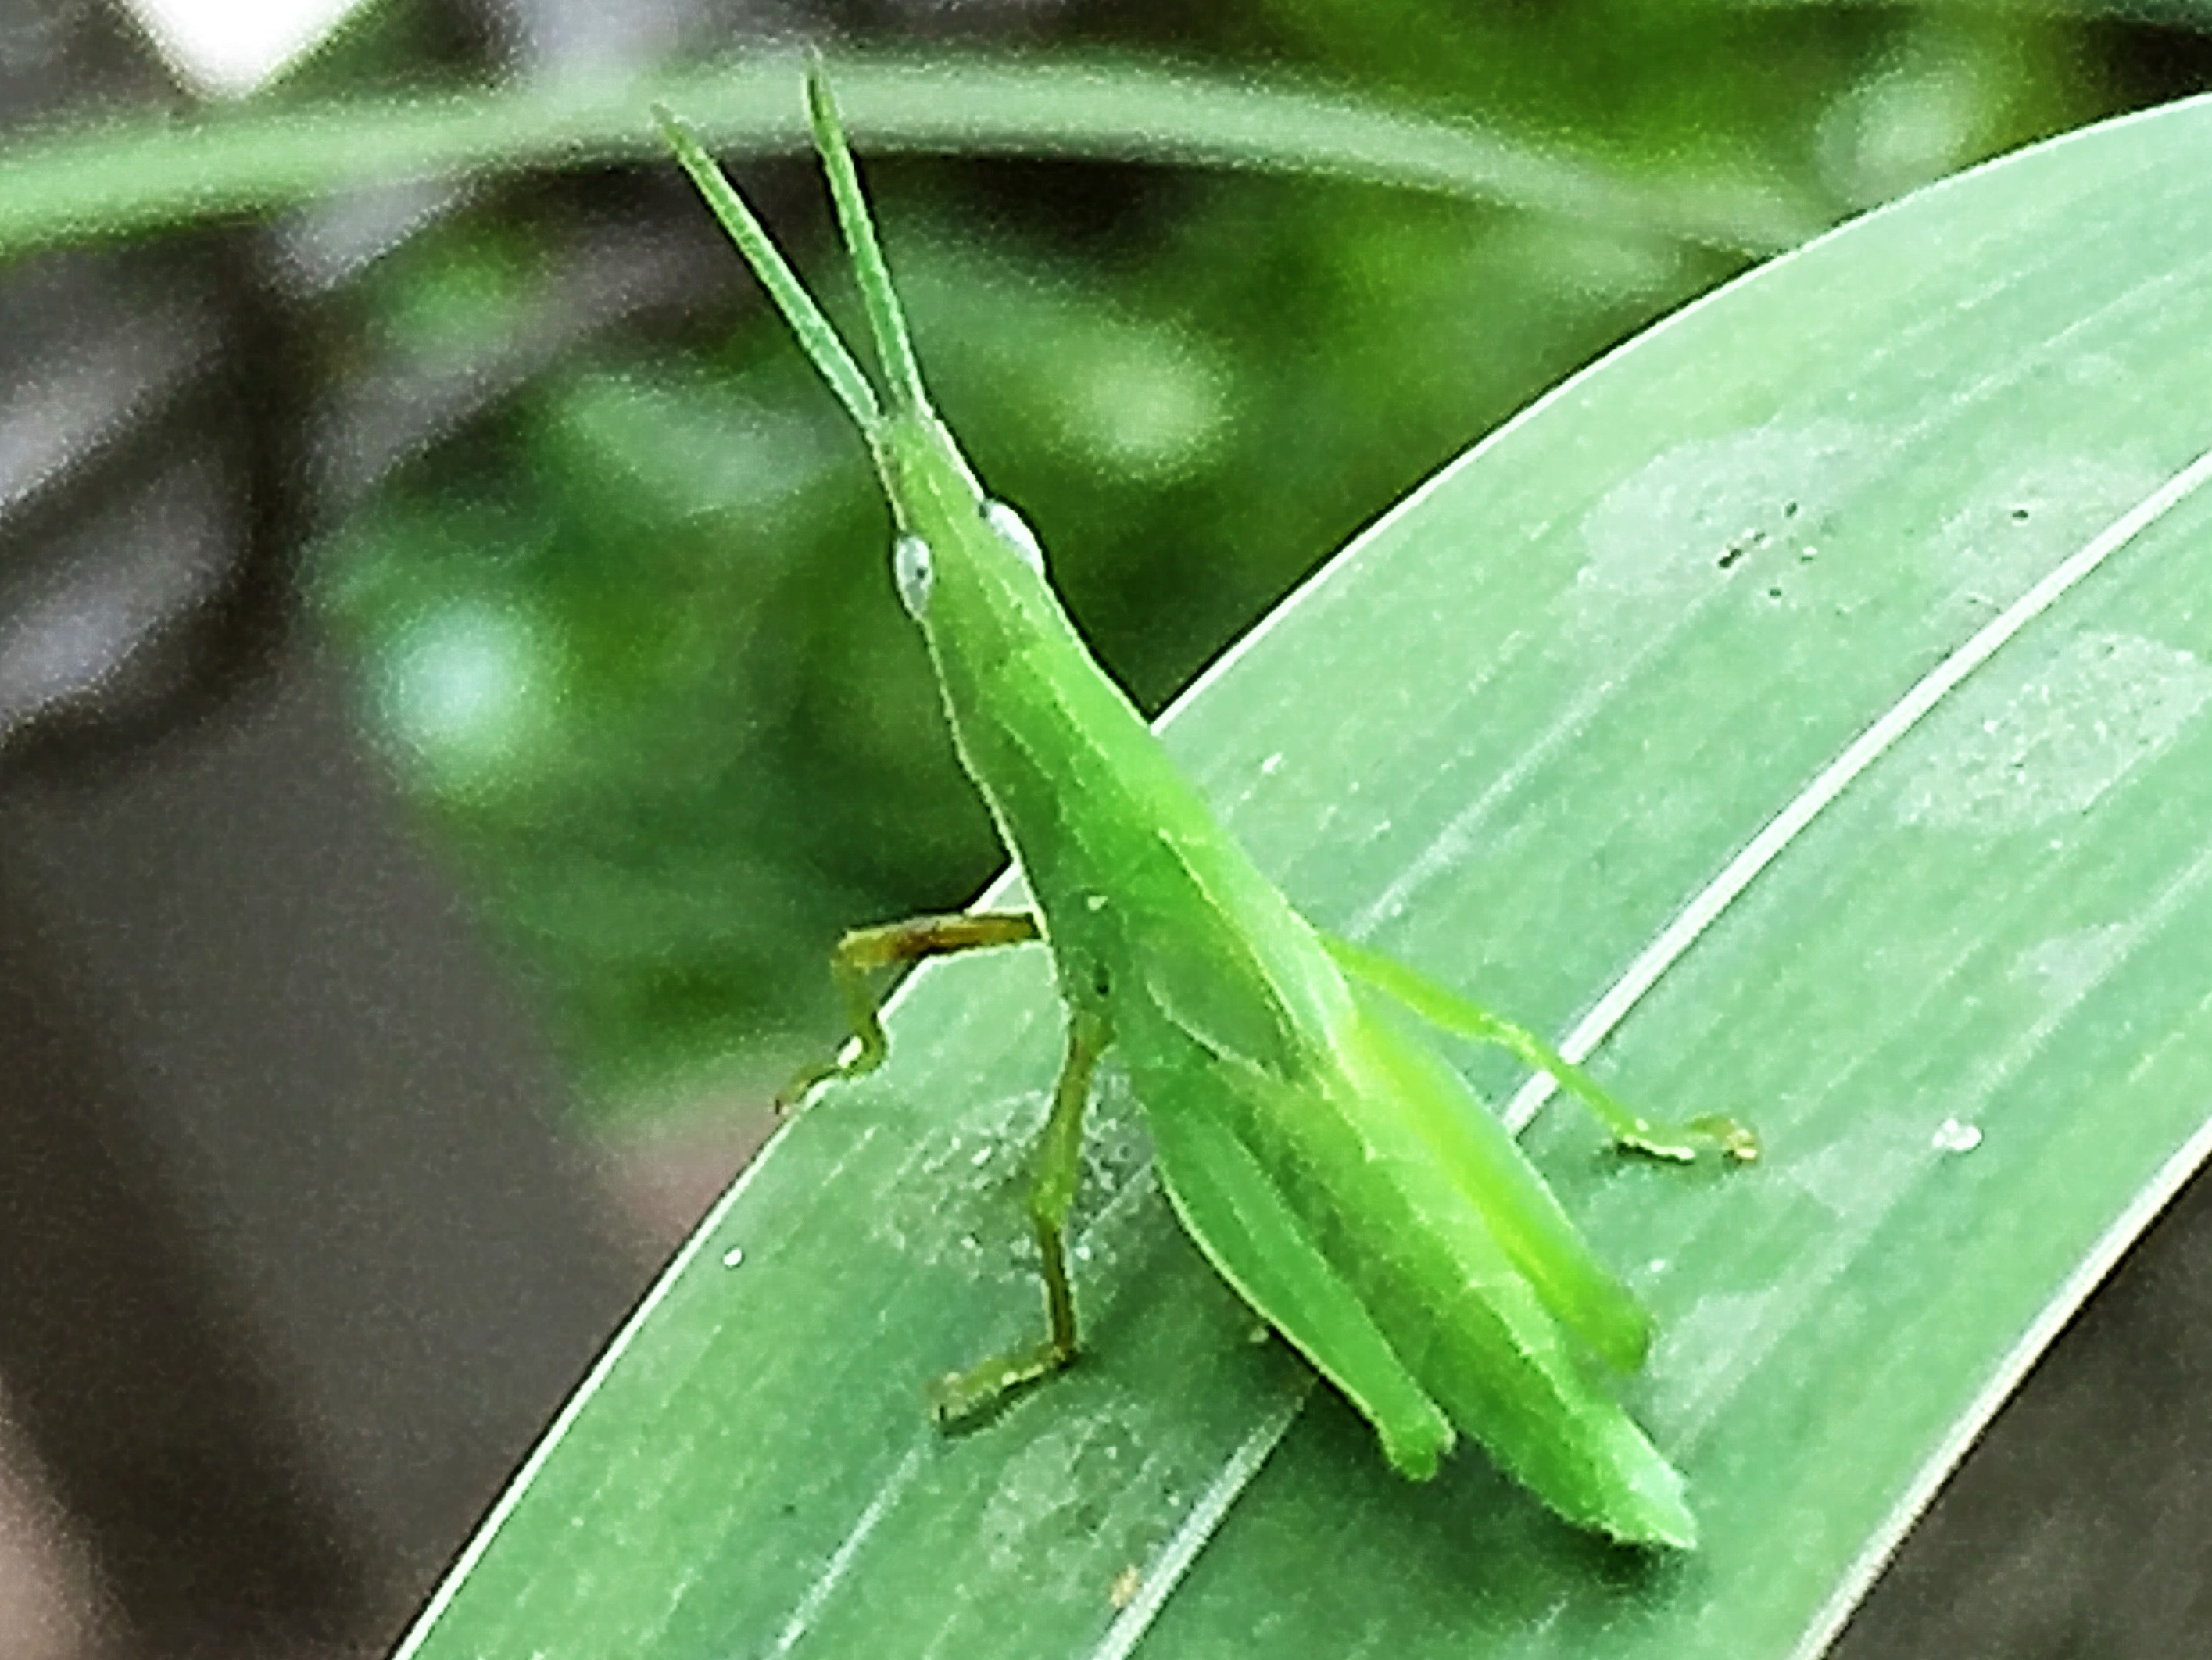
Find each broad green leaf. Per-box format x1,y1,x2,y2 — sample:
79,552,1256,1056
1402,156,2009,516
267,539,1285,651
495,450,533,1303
395,92,2212,1660
0,52,1813,259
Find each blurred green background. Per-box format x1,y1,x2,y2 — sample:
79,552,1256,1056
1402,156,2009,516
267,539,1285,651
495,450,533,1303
263,2,2207,1118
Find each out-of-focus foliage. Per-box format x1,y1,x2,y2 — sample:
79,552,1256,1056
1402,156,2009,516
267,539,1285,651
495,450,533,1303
300,1,2198,1114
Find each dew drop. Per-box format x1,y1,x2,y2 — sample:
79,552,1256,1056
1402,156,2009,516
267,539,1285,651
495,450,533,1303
1931,1118,1983,1154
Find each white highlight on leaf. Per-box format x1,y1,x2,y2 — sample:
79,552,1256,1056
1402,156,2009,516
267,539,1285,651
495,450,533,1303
1575,420,1877,608
870,1089,1038,1263
1654,1123,1925,1444
1892,630,2212,832
1925,453,2170,616
1651,1285,1788,1430
1502,440,2212,1134
2014,923,2130,1010
978,1414,1150,1583
1085,1381,1311,1660
767,1444,928,1658
1351,424,1877,936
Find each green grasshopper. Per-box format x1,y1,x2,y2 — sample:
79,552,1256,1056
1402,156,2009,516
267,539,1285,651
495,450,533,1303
657,66,1753,1551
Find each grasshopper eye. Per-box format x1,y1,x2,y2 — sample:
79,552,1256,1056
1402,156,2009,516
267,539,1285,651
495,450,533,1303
893,534,934,617
983,499,1046,576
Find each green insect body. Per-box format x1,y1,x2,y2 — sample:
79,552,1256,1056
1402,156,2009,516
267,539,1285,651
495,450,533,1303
659,67,1748,1551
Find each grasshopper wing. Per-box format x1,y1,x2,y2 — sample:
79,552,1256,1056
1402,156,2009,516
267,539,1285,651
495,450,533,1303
1137,918,1655,1373
1130,1007,1697,1547
1343,982,1657,1375
1146,1090,1459,1480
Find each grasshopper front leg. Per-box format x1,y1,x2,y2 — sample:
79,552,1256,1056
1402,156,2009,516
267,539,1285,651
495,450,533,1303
778,910,1042,1113
931,1003,1111,1425
783,908,1104,1423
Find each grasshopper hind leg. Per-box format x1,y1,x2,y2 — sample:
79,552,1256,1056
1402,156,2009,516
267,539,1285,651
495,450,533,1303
1320,932,1759,1164
930,1004,1111,1426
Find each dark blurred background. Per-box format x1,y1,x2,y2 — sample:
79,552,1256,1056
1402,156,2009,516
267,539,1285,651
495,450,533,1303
3,2,2211,1657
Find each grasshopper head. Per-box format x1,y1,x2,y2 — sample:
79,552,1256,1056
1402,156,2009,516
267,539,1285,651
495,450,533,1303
660,66,1054,636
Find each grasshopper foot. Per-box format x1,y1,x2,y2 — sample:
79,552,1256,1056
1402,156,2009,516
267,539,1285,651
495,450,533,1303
774,1050,856,1118
928,1336,1079,1429
1614,1112,1760,1165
